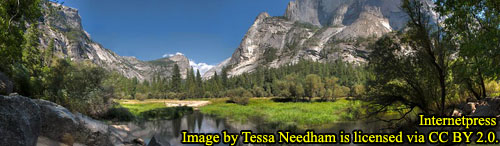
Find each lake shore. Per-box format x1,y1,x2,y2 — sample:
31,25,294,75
117,99,210,110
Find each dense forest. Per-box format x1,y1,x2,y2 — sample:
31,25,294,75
1,0,499,123
109,59,369,102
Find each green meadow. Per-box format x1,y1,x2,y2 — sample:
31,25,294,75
119,102,167,116
199,98,364,130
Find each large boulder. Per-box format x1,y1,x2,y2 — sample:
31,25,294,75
0,95,41,146
464,102,477,114
471,97,500,117
0,72,13,95
34,99,140,146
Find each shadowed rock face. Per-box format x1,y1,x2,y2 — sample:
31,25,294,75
285,0,408,30
0,95,41,146
204,0,431,79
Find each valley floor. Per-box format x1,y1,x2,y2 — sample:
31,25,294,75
117,98,365,130
199,98,364,130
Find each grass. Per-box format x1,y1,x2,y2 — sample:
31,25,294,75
199,98,364,130
119,102,167,116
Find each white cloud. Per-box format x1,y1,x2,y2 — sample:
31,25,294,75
189,60,214,75
162,52,184,58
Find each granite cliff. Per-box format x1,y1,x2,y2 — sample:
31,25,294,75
38,2,190,81
203,0,435,79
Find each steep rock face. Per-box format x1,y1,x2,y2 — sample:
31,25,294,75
39,3,190,81
285,0,408,30
0,95,41,146
204,0,432,79
147,54,191,79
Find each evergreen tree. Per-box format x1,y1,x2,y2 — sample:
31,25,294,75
185,68,196,98
171,64,182,92
195,69,203,96
131,77,138,99
221,67,229,89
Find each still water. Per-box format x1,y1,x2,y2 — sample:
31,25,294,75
121,111,385,146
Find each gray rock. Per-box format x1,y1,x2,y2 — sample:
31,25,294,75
472,98,500,117
0,72,13,95
148,136,168,146
284,0,432,30
205,0,438,79
0,95,41,146
464,102,477,114
34,99,139,146
34,99,79,143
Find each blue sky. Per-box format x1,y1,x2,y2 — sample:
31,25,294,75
58,0,291,72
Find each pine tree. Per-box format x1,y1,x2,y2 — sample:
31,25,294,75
171,64,182,92
131,77,138,99
185,68,196,98
221,67,229,89
195,69,203,96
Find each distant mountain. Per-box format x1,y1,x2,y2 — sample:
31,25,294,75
203,0,435,79
38,2,190,81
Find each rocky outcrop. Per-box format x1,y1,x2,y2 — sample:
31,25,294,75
147,54,191,79
205,0,425,79
0,72,13,95
284,0,410,30
471,98,500,117
0,95,142,146
38,2,190,81
451,97,500,117
34,99,141,146
0,95,41,146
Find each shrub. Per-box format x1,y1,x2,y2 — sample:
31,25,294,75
228,96,249,105
226,87,252,105
102,107,135,121
139,106,193,120
252,86,267,97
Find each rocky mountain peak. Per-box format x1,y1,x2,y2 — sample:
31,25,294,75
39,2,191,81
167,54,189,62
204,0,435,79
257,12,270,20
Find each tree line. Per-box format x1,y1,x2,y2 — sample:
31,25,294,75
109,59,370,103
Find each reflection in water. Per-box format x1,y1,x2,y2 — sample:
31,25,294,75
122,111,386,146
